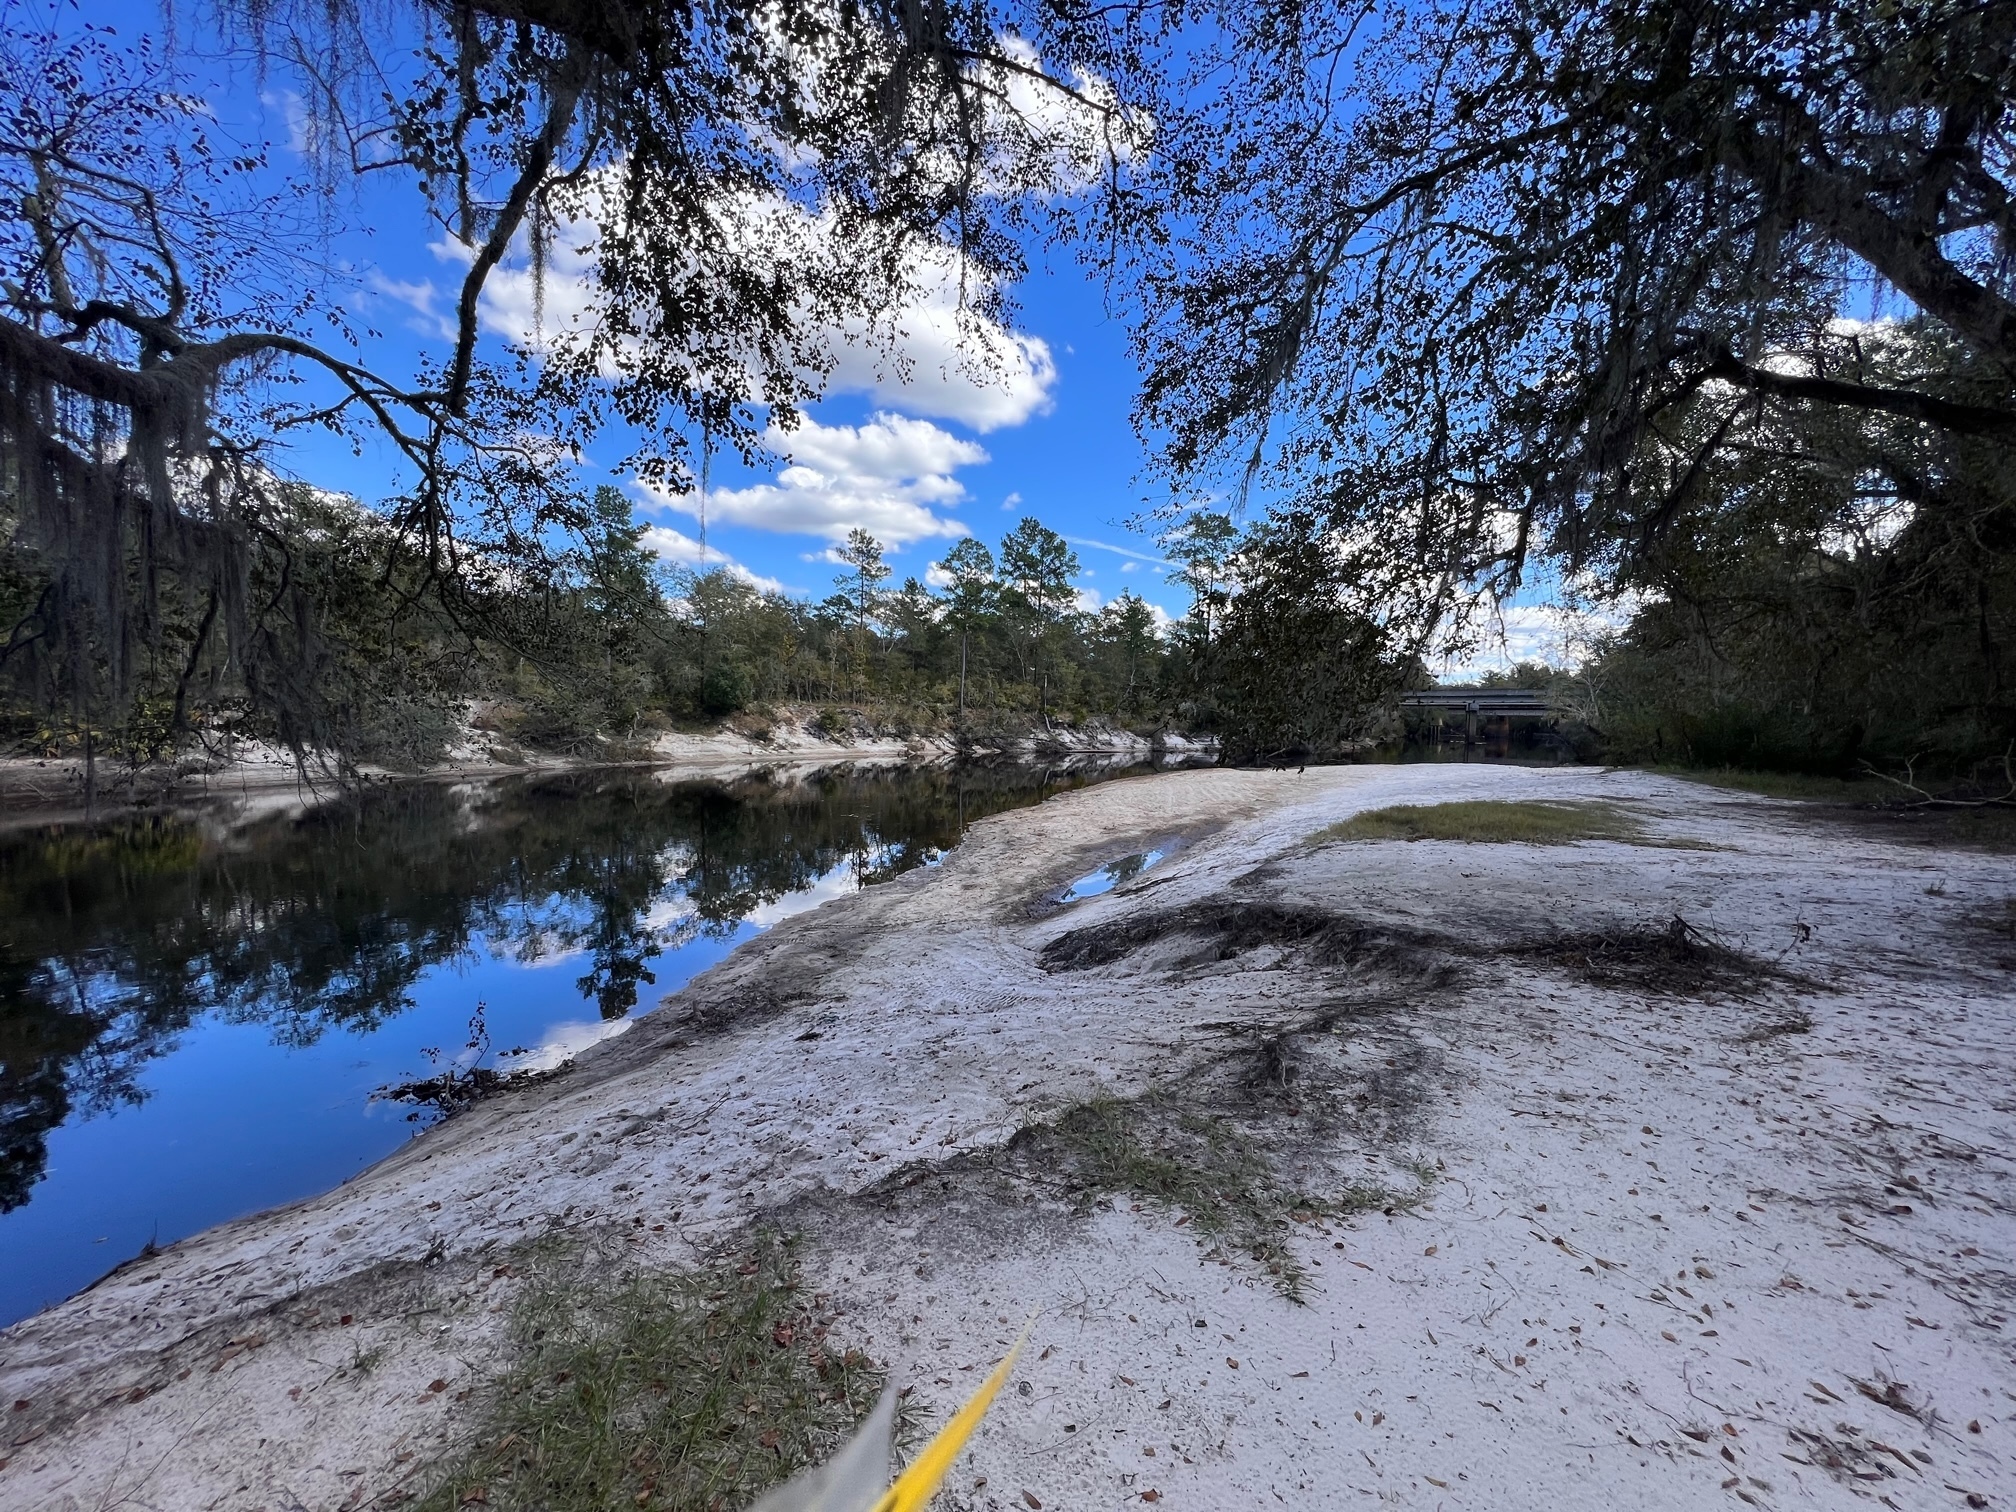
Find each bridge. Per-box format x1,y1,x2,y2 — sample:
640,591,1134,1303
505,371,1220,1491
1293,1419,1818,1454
1397,688,1555,718
1398,688,1556,745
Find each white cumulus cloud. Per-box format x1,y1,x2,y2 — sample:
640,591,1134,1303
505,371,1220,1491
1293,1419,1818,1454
823,270,1056,431
504,1016,633,1074
1433,599,1629,680
437,183,1056,433
645,413,983,547
637,525,788,593
364,271,455,341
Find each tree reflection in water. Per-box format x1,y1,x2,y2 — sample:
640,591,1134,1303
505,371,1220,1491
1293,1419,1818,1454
0,762,1143,1215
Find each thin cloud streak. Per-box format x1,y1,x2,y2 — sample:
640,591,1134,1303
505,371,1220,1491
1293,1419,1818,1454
1065,534,1174,568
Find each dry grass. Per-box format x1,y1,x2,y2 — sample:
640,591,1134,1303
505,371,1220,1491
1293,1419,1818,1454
1646,766,1899,802
1736,1010,1817,1043
409,1235,882,1512
1313,799,1650,846
1776,798,2016,853
1024,1095,1413,1302
1924,808,2016,853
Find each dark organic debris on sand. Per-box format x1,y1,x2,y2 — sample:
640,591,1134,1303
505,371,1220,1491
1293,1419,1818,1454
1509,914,1792,997
845,997,1439,1306
1785,1426,1917,1488
376,1006,566,1121
1038,901,1452,982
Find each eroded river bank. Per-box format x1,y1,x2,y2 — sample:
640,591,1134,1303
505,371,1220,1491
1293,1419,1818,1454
3,763,2012,1512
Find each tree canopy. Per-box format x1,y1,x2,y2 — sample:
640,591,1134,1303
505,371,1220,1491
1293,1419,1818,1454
1138,0,2016,653
0,0,1145,751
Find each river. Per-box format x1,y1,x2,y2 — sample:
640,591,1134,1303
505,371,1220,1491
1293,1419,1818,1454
0,759,1169,1327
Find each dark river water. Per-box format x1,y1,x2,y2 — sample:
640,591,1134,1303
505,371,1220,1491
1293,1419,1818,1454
0,759,1165,1327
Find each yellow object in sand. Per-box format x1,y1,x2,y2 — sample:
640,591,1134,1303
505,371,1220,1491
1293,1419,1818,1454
746,1330,1027,1512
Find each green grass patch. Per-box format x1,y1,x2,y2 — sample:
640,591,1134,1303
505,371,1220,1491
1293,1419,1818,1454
1313,799,1647,846
1036,1096,1414,1302
411,1235,882,1512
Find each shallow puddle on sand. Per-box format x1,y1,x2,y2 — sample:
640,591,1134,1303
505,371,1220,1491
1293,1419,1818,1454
1058,847,1166,902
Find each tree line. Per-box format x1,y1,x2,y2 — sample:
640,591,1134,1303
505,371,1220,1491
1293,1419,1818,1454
0,482,1218,765
534,504,1188,747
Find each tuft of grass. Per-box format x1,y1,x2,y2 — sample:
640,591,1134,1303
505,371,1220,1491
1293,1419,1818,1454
1398,1155,1442,1187
1033,1096,1413,1302
411,1234,882,1512
347,1342,387,1376
1313,799,1648,846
